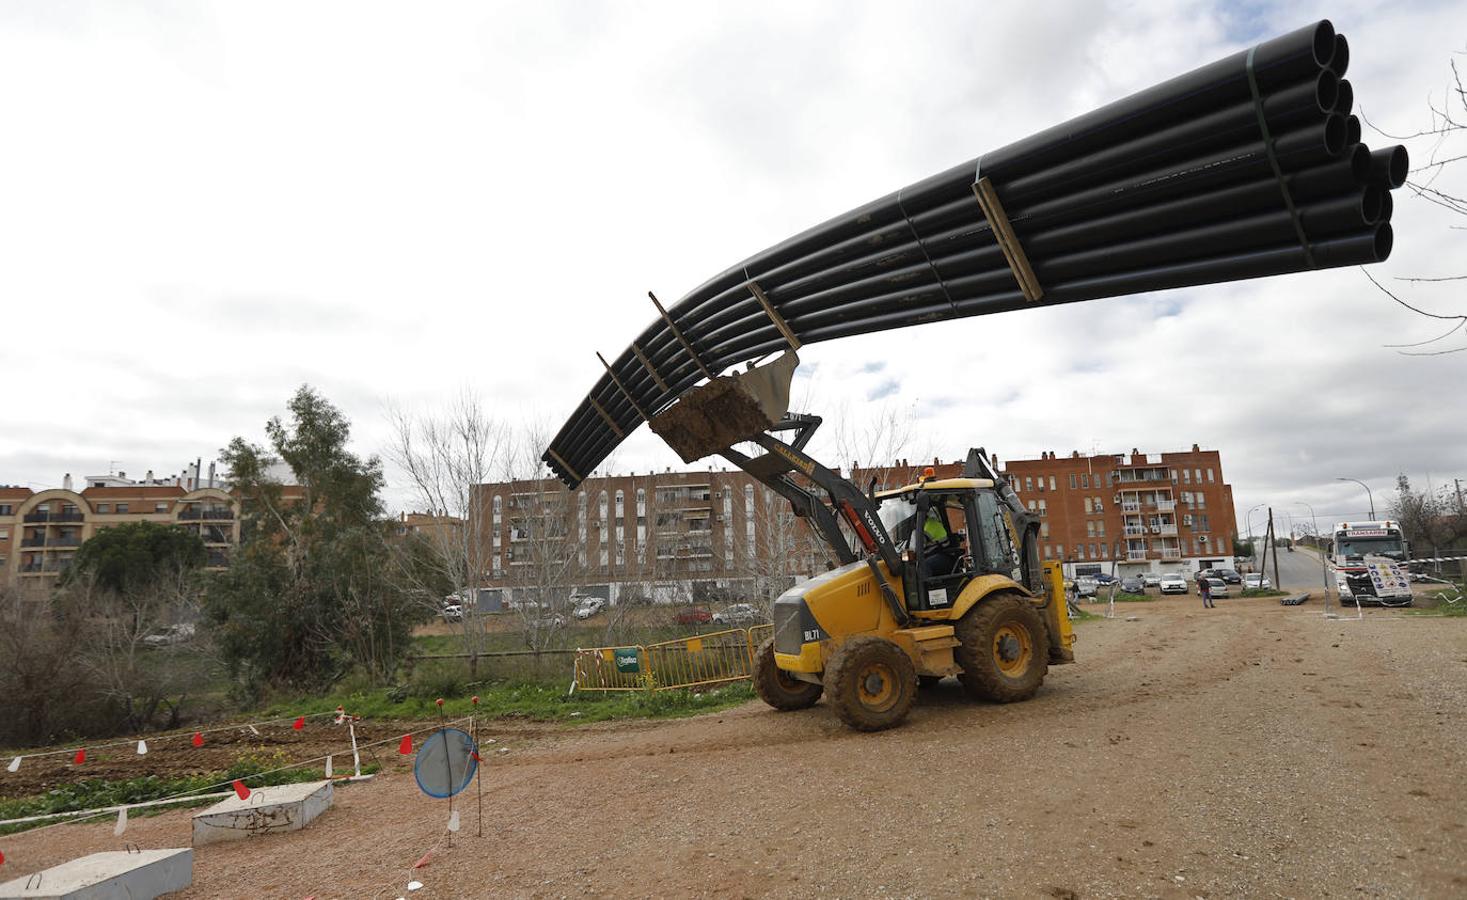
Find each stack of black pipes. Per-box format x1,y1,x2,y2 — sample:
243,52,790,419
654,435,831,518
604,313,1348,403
545,20,1406,489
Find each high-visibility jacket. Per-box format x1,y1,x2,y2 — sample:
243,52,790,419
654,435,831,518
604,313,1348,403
924,510,948,543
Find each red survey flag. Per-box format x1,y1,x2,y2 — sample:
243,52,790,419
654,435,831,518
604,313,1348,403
73,748,86,765
191,732,204,747
293,716,305,730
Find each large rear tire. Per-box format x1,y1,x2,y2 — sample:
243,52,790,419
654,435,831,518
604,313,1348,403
752,638,823,711
955,593,1049,703
824,635,916,732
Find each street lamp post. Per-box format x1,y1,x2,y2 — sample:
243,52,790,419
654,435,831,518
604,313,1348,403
1246,504,1266,569
1335,477,1376,520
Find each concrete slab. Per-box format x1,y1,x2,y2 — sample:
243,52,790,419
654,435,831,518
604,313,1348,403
0,848,192,899
191,779,333,846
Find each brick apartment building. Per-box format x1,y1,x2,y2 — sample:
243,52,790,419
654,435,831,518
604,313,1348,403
0,465,242,590
465,442,1237,606
867,444,1238,578
469,467,827,607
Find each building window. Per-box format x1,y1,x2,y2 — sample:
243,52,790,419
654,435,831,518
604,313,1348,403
1027,500,1036,513
155,502,168,513
1194,468,1202,482
1038,499,1047,517
1182,469,1190,484
1081,473,1089,489
0,504,11,515
1069,474,1077,489
1040,523,1049,538
1206,468,1215,483
1083,497,1092,515
744,485,756,559
0,529,7,540
1090,543,1099,559
95,503,110,514
116,503,128,514
1096,521,1105,537
1043,545,1051,559
1200,513,1211,532
1049,476,1057,491
1056,544,1064,559
1025,476,1033,492
1086,521,1095,537
1094,496,1104,512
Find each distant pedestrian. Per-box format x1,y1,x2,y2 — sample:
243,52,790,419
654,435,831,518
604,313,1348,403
1199,576,1214,609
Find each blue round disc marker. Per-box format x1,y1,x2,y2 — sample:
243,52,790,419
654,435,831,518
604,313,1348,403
413,727,478,798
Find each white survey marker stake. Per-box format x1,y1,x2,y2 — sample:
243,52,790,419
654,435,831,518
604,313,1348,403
137,740,148,755
447,810,460,833
6,756,19,773
114,806,128,836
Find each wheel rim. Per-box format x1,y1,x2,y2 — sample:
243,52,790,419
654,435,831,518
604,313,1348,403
992,623,1034,676
857,661,899,712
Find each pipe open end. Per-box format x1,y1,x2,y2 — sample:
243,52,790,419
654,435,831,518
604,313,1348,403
1335,79,1354,117
1330,34,1350,79
1361,186,1384,224
1311,20,1338,69
1383,145,1409,189
1374,223,1394,262
1315,70,1340,114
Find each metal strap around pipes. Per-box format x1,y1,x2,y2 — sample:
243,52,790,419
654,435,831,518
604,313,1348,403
896,186,960,314
1247,44,1316,268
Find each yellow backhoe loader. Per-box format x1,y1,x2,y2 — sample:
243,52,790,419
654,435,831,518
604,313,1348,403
648,352,1073,731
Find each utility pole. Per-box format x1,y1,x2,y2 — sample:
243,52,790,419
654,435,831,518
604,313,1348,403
1269,507,1282,590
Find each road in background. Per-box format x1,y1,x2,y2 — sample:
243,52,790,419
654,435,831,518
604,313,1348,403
1245,544,1332,591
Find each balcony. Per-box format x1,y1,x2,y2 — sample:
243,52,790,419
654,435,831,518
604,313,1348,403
1160,549,1182,559
50,537,82,548
21,511,82,523
1123,525,1146,536
178,507,235,521
1121,502,1141,513
1156,500,1177,512
20,537,46,548
1155,525,1178,537
1126,550,1148,561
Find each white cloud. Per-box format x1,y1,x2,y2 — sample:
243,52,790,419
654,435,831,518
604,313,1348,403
0,0,1462,530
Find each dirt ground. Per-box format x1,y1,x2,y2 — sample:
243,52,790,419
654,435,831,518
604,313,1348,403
3,594,1464,898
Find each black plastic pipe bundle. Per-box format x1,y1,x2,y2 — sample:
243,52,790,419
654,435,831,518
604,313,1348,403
544,20,1406,489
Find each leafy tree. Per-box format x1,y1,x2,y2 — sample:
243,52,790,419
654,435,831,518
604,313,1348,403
70,521,205,592
1232,537,1254,558
204,386,424,693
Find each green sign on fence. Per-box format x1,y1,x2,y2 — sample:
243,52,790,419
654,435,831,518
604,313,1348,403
613,648,640,674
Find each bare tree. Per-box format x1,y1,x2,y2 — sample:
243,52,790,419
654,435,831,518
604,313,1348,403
68,568,206,732
1362,52,1467,354
388,391,507,677
497,423,587,652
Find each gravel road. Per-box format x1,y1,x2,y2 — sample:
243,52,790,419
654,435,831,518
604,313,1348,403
4,594,1463,898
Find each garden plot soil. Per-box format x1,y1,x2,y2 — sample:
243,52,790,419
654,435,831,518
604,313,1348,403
3,595,1465,898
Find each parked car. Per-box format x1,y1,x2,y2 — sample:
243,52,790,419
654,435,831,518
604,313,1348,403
1074,576,1099,598
1158,573,1189,595
143,623,195,647
1093,573,1119,585
712,603,762,626
675,606,712,625
1214,568,1243,584
1243,573,1272,590
574,598,607,620
1202,577,1231,597
1141,572,1162,588
441,604,464,623
1120,576,1146,594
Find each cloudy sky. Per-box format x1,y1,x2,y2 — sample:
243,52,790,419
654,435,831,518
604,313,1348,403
1,0,1463,533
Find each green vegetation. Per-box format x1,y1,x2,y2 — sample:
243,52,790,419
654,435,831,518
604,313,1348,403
205,386,432,696
263,679,756,724
69,521,205,592
1069,607,1102,622
1111,592,1155,602
0,752,376,836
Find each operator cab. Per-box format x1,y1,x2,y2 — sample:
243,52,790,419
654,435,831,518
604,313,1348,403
876,476,1021,613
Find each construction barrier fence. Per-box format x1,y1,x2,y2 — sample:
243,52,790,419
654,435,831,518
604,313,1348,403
574,624,775,692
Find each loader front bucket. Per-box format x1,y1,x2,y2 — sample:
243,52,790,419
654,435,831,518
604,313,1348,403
649,352,799,462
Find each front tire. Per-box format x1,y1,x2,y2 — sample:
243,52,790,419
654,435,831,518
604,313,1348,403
753,638,822,711
955,593,1049,703
824,636,916,732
